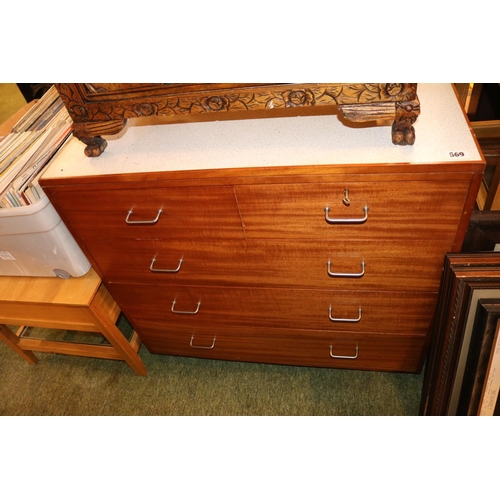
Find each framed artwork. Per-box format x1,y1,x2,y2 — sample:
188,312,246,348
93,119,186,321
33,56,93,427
455,299,500,415
420,252,500,415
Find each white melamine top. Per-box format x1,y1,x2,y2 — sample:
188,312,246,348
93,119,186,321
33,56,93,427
43,83,482,180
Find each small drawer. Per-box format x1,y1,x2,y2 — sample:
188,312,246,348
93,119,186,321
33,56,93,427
234,180,470,240
84,237,248,286
135,324,426,373
109,283,437,335
239,238,449,292
52,185,245,240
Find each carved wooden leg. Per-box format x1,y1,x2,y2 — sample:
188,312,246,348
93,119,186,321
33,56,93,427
392,98,420,146
72,119,128,157
76,134,108,158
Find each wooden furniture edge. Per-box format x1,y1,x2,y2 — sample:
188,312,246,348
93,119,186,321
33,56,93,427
0,282,146,376
40,161,486,190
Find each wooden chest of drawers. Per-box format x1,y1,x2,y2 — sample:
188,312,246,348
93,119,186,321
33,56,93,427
40,84,485,373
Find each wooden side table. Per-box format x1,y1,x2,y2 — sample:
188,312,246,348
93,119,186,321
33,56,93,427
0,268,147,375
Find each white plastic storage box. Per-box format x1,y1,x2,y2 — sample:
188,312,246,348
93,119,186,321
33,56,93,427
0,191,90,278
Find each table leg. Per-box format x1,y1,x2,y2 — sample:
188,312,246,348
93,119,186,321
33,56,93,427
0,324,38,364
89,298,147,376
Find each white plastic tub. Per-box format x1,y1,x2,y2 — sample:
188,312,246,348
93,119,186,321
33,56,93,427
0,191,91,277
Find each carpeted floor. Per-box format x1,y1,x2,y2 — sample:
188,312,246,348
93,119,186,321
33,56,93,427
0,83,425,416
0,322,425,416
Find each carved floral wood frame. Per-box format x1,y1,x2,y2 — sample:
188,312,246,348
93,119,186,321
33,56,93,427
54,83,420,157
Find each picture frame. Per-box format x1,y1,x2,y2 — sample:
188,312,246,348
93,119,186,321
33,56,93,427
455,299,500,415
420,252,500,415
462,210,500,252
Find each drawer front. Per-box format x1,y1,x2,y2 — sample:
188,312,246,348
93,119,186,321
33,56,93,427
134,324,426,373
51,185,244,239
88,238,450,291
109,284,437,334
235,180,470,240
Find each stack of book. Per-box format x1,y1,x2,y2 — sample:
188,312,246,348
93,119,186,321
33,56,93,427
0,86,72,209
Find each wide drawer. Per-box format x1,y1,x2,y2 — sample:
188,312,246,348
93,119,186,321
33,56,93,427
134,324,426,373
51,185,245,239
89,237,450,291
234,180,470,240
108,283,437,335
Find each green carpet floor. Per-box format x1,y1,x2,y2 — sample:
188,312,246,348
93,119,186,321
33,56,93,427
0,343,424,415
0,315,425,416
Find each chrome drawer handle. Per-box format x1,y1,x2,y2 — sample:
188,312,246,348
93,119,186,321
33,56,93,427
327,261,365,278
171,299,201,315
125,208,163,224
329,344,359,359
328,306,362,323
150,257,183,273
190,335,216,349
324,205,369,224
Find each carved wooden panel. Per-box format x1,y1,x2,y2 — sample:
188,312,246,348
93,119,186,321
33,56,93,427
54,83,420,157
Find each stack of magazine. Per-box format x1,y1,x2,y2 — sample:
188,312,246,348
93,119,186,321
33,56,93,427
0,86,72,209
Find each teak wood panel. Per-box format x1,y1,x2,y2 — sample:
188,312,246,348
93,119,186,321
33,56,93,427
85,237,451,292
108,284,436,335
49,177,473,241
0,267,101,306
128,323,426,372
0,303,102,332
0,283,120,333
234,180,472,240
50,185,245,240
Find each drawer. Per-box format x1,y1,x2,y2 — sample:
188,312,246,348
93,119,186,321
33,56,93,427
234,180,471,240
51,185,245,239
88,237,450,292
134,324,426,373
108,283,437,335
